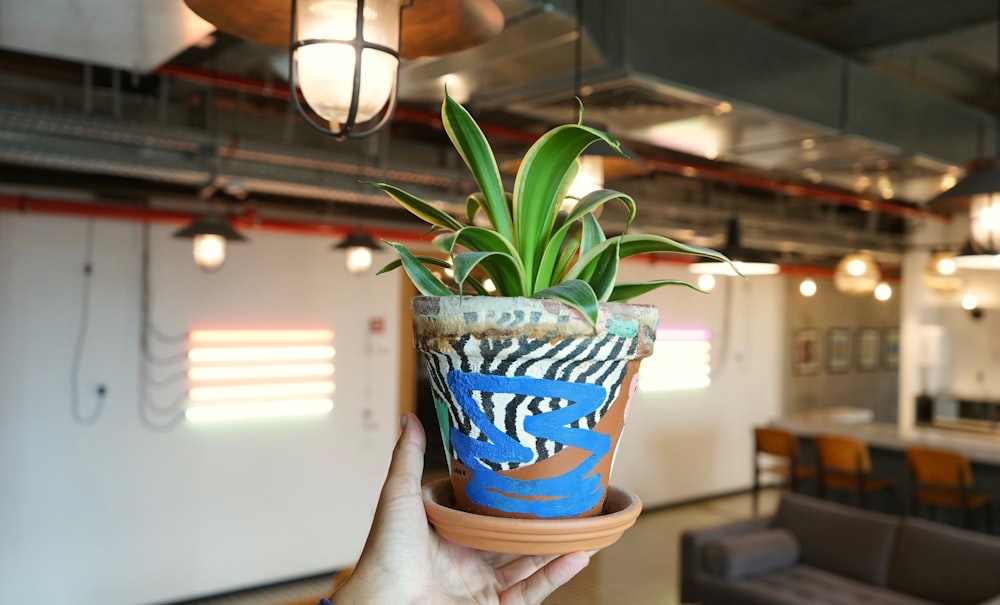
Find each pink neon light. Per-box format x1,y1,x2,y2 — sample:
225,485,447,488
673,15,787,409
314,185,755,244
657,328,711,341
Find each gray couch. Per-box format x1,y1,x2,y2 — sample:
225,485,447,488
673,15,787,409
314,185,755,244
681,493,1000,605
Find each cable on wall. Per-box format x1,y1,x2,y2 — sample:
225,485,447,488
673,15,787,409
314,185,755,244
70,219,106,426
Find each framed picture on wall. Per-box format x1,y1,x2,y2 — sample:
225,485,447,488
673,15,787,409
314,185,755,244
794,329,822,374
857,328,881,372
883,327,900,370
828,328,852,373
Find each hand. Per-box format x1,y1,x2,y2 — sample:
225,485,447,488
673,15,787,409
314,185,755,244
331,413,591,605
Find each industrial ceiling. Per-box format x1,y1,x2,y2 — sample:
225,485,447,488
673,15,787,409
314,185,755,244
0,0,996,270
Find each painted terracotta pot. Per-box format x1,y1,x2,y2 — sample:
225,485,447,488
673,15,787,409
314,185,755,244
411,296,658,520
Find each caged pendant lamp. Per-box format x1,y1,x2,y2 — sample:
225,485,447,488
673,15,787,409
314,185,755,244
184,0,504,139
173,214,247,272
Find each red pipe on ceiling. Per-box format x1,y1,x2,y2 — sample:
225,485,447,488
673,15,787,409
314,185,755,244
154,64,948,222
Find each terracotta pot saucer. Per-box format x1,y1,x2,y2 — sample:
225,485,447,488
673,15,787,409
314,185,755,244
422,478,642,555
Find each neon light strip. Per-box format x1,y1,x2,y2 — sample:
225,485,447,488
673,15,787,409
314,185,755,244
657,329,712,341
190,329,335,344
639,376,712,391
189,346,336,363
188,363,335,381
189,381,335,402
185,399,334,423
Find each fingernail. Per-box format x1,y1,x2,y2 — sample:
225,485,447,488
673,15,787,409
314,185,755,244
400,414,408,430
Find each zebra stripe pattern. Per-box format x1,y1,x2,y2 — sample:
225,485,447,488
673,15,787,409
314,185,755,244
422,332,636,471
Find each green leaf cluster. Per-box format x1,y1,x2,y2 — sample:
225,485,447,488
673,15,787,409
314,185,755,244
375,90,734,326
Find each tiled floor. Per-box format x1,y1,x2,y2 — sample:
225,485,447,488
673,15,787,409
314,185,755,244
178,489,781,605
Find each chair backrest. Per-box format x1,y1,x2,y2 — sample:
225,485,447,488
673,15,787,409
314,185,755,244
755,427,800,459
906,446,972,488
815,434,871,474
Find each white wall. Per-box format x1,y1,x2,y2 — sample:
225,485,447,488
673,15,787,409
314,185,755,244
611,262,785,507
0,213,401,605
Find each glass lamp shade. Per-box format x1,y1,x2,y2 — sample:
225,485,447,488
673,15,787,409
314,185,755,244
334,231,382,275
193,234,227,272
833,251,880,295
969,193,1000,254
923,250,963,293
294,0,401,126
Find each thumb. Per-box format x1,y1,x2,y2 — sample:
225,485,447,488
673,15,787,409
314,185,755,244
375,413,428,520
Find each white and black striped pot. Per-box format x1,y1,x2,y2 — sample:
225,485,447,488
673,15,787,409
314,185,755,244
411,295,658,520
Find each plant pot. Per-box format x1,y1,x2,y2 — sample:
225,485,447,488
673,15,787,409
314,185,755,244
411,295,658,521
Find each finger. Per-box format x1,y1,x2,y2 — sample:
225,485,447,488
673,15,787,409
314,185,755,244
502,552,590,605
378,413,427,509
494,554,560,590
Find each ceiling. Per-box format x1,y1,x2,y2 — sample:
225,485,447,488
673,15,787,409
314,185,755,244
0,0,997,269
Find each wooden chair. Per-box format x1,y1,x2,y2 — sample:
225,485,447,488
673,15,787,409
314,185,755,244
814,434,893,509
753,427,815,515
906,446,993,531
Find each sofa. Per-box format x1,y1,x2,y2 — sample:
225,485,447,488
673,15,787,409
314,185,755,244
680,493,1000,605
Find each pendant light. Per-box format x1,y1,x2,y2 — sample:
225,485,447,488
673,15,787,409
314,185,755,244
173,215,247,272
184,0,504,139
833,250,881,295
927,3,1000,249
953,239,1000,270
687,217,780,276
333,230,382,274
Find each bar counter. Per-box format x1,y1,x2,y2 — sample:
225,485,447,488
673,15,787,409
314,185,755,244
768,407,1000,534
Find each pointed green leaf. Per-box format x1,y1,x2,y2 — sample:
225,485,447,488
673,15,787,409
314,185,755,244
609,279,705,302
384,241,452,296
376,254,453,276
513,122,622,286
452,250,517,293
580,212,605,255
565,189,636,233
587,238,621,302
449,226,526,296
568,233,737,280
532,279,600,328
441,91,513,240
371,183,464,232
552,221,583,283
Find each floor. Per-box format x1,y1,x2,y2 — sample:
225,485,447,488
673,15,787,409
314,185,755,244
176,488,781,605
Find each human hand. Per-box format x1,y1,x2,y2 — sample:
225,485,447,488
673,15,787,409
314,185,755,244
330,413,591,605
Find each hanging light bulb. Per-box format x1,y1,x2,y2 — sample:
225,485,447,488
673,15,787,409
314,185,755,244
173,215,247,273
799,278,817,297
874,281,892,301
962,294,979,311
833,251,880,295
563,155,605,212
688,218,780,276
923,250,964,293
696,273,716,292
333,231,382,275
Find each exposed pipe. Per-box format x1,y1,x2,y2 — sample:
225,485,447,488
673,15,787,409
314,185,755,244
154,63,948,222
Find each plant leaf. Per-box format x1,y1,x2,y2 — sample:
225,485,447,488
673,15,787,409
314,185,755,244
587,237,621,302
568,233,737,281
566,189,636,233
580,212,605,256
532,279,600,328
376,254,453,275
442,91,513,240
513,123,621,288
384,241,452,296
452,250,516,293
553,220,583,283
449,226,526,296
609,279,705,302
371,183,464,232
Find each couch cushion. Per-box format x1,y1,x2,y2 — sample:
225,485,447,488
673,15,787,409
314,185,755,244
695,564,938,605
888,517,1000,605
702,528,800,580
771,493,898,586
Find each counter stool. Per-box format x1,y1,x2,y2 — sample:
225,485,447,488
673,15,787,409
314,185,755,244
906,446,993,531
753,427,816,515
814,434,894,510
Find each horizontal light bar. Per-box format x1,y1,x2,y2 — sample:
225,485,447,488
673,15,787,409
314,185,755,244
189,346,335,363
188,363,335,382
641,363,711,376
185,399,334,423
646,353,712,365
657,329,712,341
639,375,712,391
189,329,335,344
189,381,335,402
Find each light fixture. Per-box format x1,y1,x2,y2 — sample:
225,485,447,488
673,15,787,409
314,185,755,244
184,0,503,138
962,293,979,311
874,281,892,301
172,215,247,272
923,249,964,293
687,218,780,276
833,250,880,295
333,230,382,274
799,278,817,297
696,273,716,292
953,239,1000,271
930,159,1000,254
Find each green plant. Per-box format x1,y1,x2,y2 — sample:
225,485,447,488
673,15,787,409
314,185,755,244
375,91,733,326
